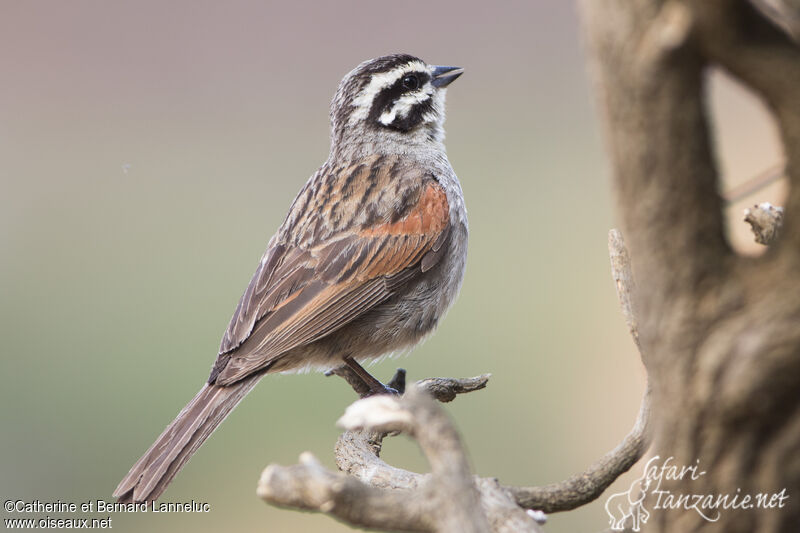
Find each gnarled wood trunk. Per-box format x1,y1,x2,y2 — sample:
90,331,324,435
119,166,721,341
580,1,800,531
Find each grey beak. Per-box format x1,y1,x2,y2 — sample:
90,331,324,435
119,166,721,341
431,65,464,88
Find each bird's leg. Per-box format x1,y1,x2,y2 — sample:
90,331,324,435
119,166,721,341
325,365,406,398
342,356,400,396
324,365,371,396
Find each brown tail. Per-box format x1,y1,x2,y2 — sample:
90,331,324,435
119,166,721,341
113,372,265,503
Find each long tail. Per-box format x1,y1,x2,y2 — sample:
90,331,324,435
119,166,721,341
113,372,265,503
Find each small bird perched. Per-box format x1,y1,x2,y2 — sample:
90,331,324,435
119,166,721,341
114,54,467,503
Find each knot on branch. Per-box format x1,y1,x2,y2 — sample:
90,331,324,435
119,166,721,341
744,202,784,245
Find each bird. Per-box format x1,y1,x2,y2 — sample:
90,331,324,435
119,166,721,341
113,53,467,503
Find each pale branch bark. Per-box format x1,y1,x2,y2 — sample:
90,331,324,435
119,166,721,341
415,374,491,402
581,1,800,531
331,373,491,492
331,374,490,494
260,382,540,533
608,230,641,352
261,354,650,531
258,452,432,532
259,230,655,531
332,376,544,532
331,354,650,517
334,384,652,516
343,388,491,532
744,202,785,244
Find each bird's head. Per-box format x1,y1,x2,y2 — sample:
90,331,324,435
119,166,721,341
330,54,463,158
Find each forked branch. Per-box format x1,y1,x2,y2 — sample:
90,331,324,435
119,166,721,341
258,230,653,531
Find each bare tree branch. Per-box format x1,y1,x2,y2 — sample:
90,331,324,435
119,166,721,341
333,377,651,517
332,375,544,531
260,382,546,532
339,387,492,532
332,374,490,493
258,452,433,532
415,374,491,402
330,232,652,518
608,230,641,351
259,224,661,531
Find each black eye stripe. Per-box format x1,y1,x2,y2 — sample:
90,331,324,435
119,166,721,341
366,71,431,122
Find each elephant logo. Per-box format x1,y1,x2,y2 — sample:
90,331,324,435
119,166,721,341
605,472,653,531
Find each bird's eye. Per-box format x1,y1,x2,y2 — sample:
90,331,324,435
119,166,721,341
401,75,419,90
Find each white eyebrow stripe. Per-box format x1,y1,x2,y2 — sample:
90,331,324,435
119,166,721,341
378,89,433,125
350,60,429,122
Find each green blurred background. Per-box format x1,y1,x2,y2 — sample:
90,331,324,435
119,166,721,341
0,1,784,531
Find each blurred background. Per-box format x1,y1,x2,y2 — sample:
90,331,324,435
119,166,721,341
0,1,784,531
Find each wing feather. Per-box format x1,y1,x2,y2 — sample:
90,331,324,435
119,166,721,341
212,172,451,385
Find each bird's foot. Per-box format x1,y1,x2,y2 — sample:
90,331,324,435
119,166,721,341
364,383,400,397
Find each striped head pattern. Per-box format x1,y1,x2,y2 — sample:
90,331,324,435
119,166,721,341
329,54,463,155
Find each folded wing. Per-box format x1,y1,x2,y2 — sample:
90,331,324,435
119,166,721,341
211,180,450,385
